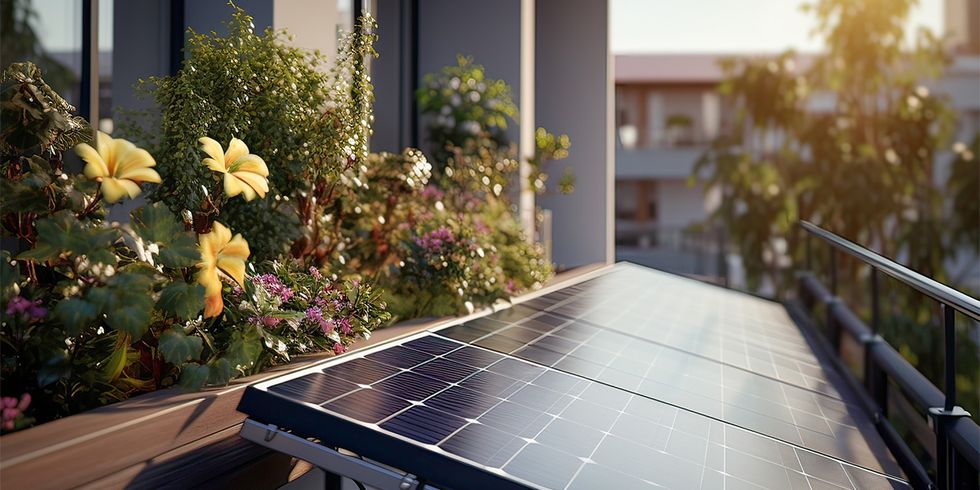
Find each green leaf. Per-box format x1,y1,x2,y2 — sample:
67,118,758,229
53,298,98,334
106,305,152,337
132,202,183,243
157,234,201,268
225,329,262,371
207,357,235,385
177,363,210,391
26,211,120,264
131,203,200,268
102,344,129,382
37,350,69,387
16,242,60,261
158,328,203,364
157,282,204,320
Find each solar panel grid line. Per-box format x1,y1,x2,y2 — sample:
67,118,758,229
520,290,836,396
440,270,905,480
457,312,861,438
519,275,853,409
432,328,892,488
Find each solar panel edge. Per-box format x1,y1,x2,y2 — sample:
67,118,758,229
237,385,538,490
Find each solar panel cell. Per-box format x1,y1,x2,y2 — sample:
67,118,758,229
401,335,460,356
268,373,359,405
321,357,400,385
365,345,433,369
373,371,448,402
379,405,467,444
324,388,410,423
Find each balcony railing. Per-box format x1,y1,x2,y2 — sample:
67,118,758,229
796,220,979,490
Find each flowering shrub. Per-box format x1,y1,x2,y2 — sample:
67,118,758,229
418,56,574,195
0,59,388,431
124,6,373,261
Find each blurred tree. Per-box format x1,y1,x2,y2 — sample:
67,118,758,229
695,0,977,417
696,0,955,291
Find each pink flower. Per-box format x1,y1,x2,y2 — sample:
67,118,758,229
251,316,281,328
305,307,334,334
1,393,30,431
473,219,491,235
338,317,353,335
308,266,323,280
252,274,294,302
333,343,346,355
420,185,445,201
414,226,455,252
5,297,46,320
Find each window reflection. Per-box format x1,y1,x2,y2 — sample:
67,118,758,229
0,0,82,106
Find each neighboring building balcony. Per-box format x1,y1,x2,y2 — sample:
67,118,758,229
616,145,705,180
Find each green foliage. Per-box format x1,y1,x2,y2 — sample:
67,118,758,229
158,328,204,364
947,134,979,252
371,56,572,318
125,4,338,260
157,282,205,321
418,55,518,164
416,56,572,196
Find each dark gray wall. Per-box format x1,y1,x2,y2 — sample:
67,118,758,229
184,0,273,37
416,0,522,154
371,0,407,153
536,0,613,267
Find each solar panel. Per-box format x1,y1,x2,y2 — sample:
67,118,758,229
238,263,909,489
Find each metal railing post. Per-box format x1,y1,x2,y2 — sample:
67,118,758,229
805,232,813,271
826,248,840,347
928,304,972,490
865,267,887,414
829,247,838,296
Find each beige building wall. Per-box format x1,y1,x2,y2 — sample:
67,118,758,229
273,0,346,69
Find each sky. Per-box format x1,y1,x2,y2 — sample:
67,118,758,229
31,0,945,55
611,0,945,54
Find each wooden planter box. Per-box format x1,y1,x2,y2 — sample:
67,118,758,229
0,265,602,489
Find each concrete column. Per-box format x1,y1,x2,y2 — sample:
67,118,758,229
536,0,614,268
518,0,535,238
371,0,412,153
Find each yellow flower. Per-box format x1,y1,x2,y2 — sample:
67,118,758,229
75,131,161,203
196,222,250,318
199,137,270,201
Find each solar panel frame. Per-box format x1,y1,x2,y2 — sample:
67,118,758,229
238,330,533,490
238,263,909,490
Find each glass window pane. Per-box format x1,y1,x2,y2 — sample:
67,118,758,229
0,0,83,106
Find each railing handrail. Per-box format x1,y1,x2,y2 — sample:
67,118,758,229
800,220,980,322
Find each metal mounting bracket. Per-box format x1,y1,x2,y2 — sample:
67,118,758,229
927,406,971,430
240,418,421,490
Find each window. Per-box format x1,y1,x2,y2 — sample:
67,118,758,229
1,0,84,107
